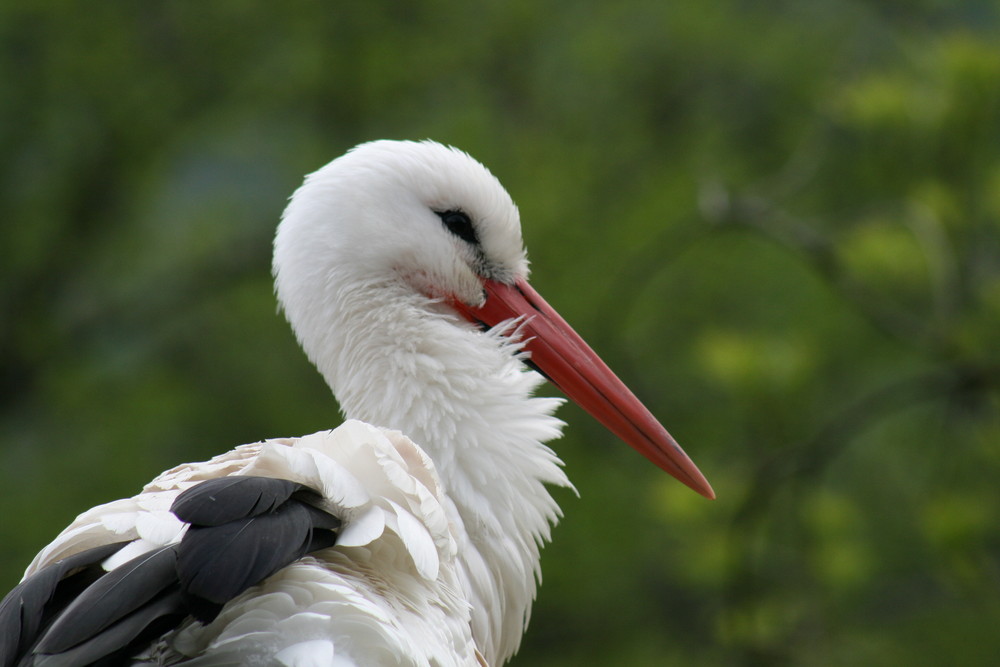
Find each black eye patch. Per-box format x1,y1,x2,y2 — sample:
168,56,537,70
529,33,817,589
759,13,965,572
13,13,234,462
435,210,479,246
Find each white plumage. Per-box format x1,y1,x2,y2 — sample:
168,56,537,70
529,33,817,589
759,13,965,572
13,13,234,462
27,422,479,665
2,140,711,667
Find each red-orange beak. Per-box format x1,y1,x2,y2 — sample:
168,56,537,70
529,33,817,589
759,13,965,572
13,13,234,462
450,277,714,500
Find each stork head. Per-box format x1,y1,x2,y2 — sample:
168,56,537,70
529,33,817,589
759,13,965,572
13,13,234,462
274,140,714,499
276,140,527,309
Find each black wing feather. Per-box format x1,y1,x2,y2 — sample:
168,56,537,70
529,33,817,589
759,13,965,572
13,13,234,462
1,476,341,665
31,589,186,667
33,545,179,654
171,477,308,526
174,476,340,623
0,541,128,667
177,500,340,622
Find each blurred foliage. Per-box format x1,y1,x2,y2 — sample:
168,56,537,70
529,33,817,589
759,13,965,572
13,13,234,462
2,1,999,665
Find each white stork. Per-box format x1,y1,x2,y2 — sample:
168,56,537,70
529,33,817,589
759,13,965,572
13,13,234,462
0,140,713,667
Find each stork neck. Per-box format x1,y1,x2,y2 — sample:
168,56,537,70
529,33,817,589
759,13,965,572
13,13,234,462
300,279,570,664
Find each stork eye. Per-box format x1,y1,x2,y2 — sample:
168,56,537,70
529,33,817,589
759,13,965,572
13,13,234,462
436,210,479,246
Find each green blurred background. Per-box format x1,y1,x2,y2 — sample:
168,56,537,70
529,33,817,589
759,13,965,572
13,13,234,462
3,2,999,665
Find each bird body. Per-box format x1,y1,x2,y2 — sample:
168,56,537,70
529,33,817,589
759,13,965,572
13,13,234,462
1,140,711,666
21,422,481,666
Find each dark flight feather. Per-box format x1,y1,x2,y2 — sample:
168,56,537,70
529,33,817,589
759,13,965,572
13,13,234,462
1,476,341,665
175,476,341,622
0,542,127,667
31,589,186,667
170,477,309,527
177,500,340,622
33,545,179,654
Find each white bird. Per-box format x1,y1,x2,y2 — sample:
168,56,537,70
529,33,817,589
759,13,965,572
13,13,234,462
0,140,714,667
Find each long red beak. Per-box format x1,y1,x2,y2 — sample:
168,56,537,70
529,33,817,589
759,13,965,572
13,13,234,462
450,277,715,500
